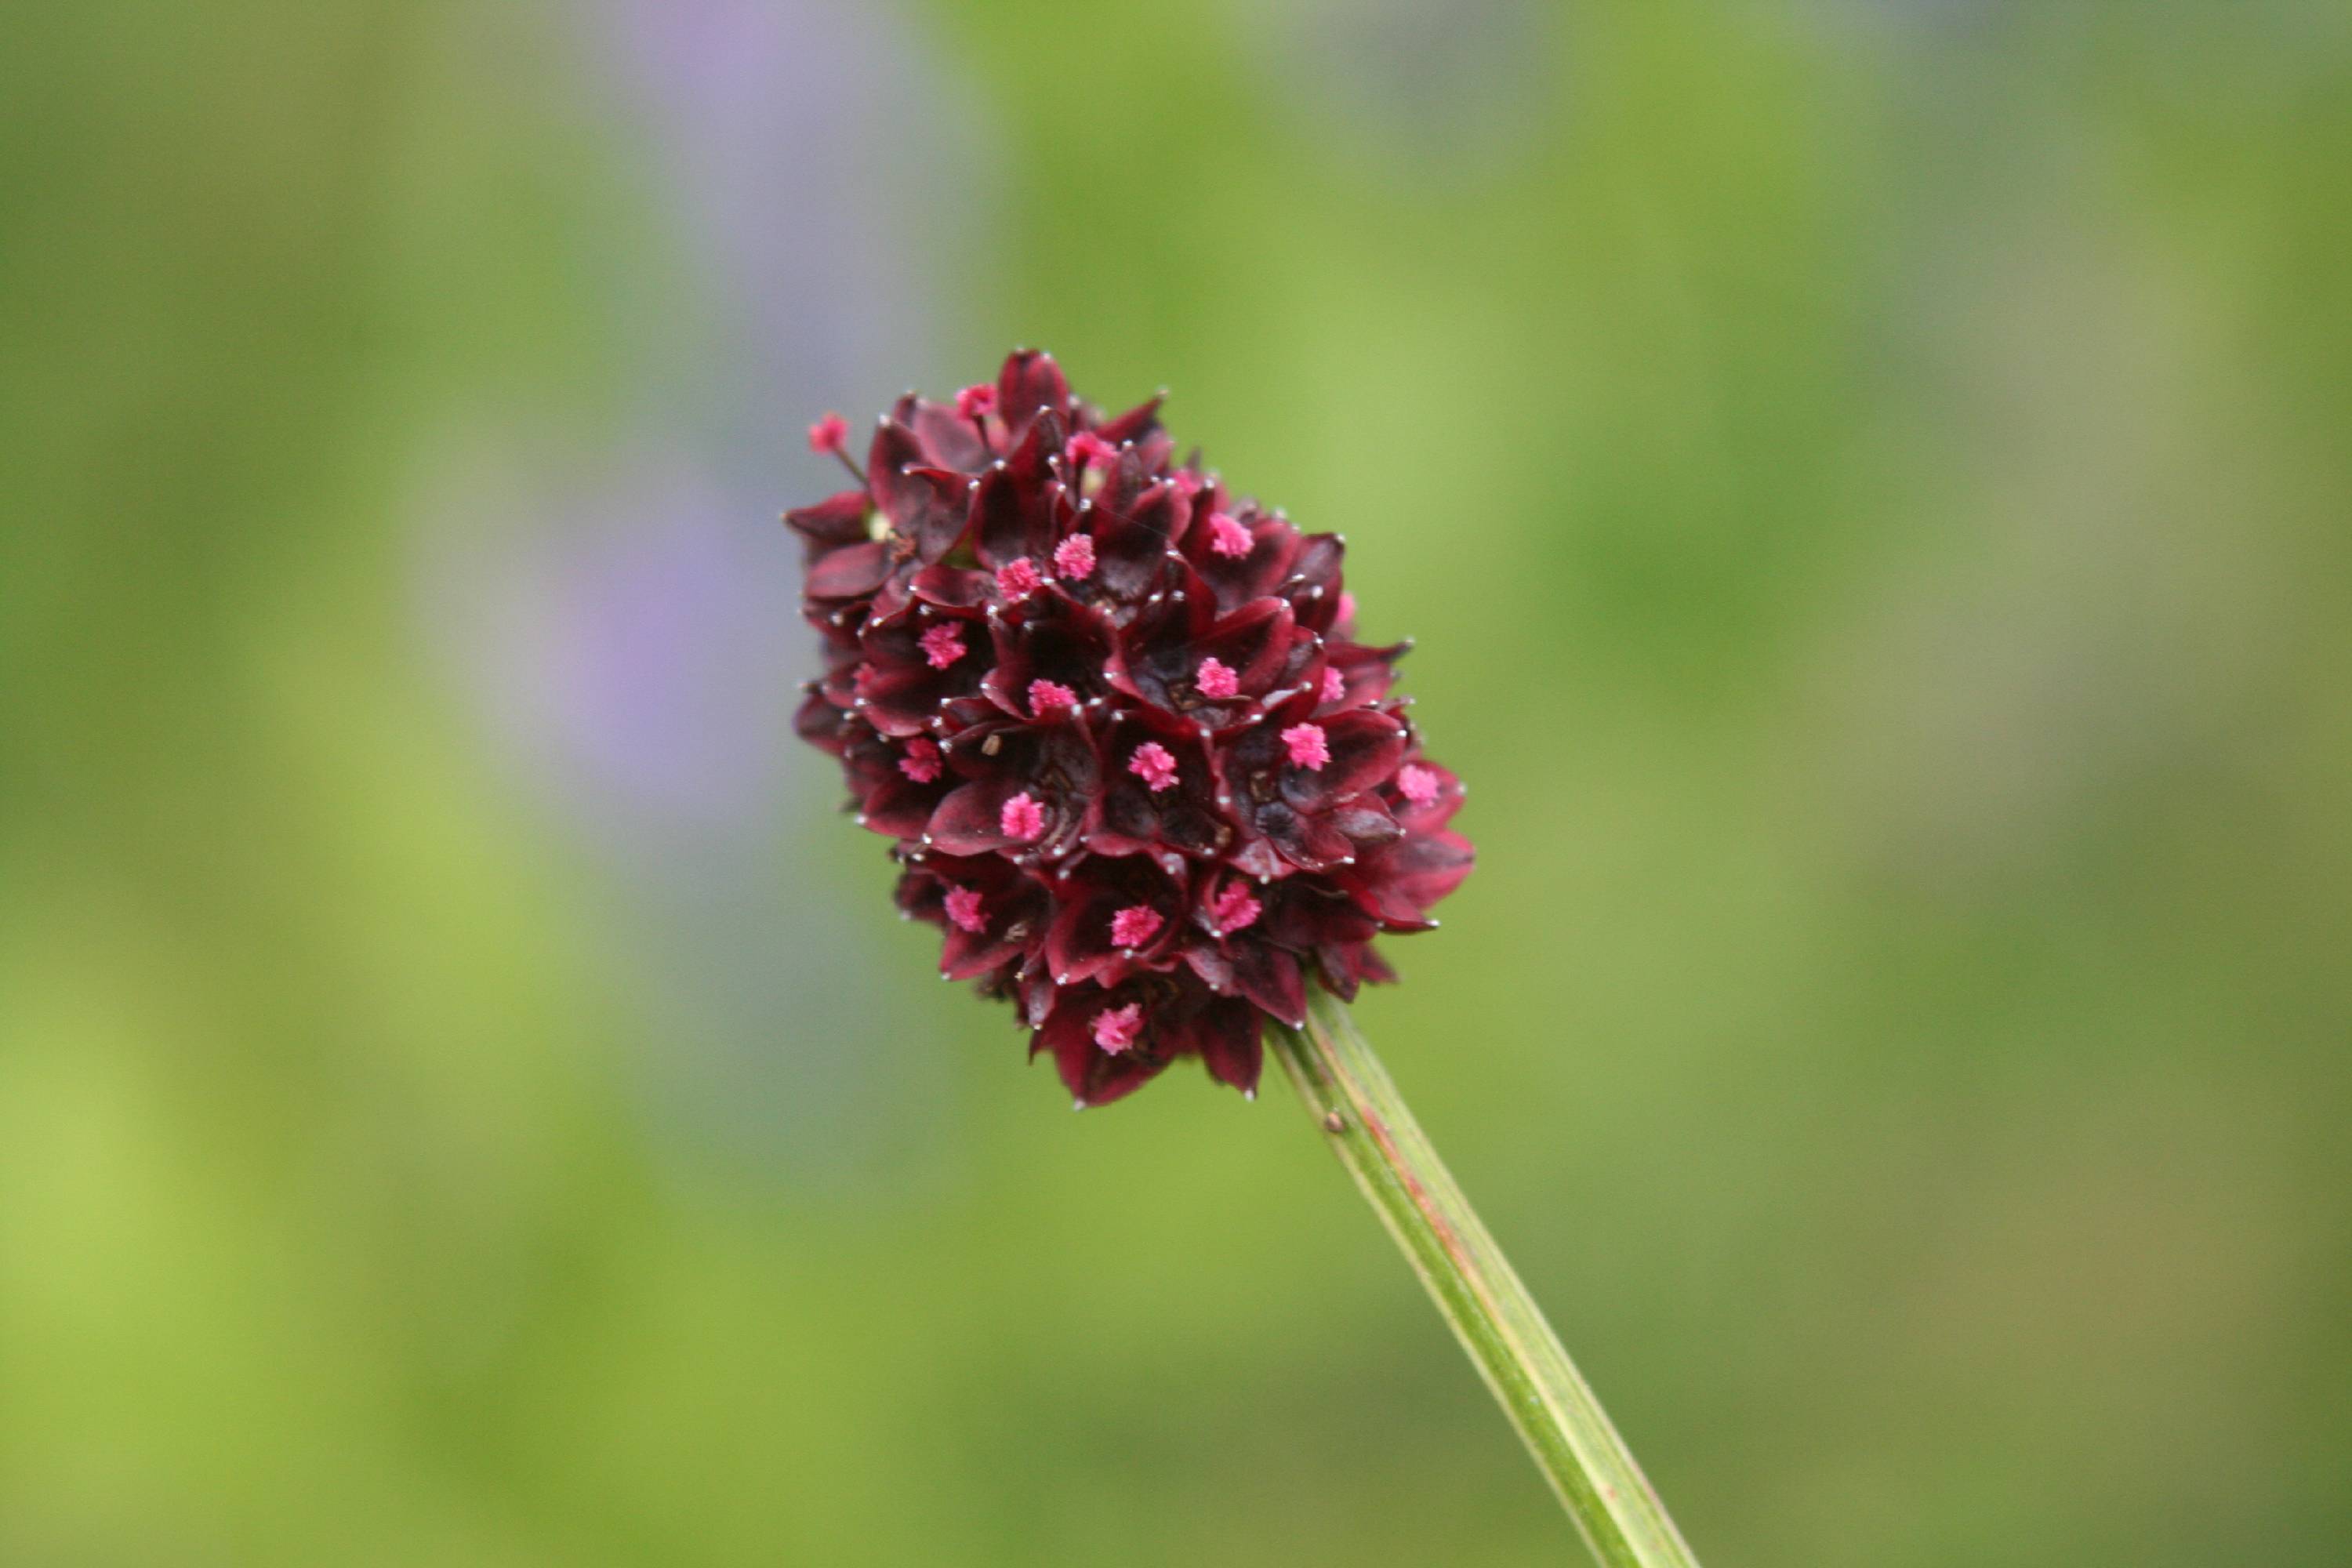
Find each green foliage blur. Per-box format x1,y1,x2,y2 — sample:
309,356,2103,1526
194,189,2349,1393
4,3,2348,1564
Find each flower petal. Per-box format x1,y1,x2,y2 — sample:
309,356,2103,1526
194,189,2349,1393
1280,710,1406,811
805,539,893,600
996,349,1072,434
1187,997,1263,1094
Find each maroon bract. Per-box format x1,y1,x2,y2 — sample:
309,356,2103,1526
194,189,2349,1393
787,351,1472,1106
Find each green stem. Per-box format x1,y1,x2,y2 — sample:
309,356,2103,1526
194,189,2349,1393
1266,984,1700,1567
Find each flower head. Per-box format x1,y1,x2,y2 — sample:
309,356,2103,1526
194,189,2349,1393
787,350,1472,1105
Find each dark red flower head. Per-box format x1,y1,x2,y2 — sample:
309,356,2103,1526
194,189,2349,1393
787,351,1472,1106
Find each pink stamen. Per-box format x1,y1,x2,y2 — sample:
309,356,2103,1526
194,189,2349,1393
1065,431,1119,472
1128,742,1178,793
955,383,996,419
1000,791,1046,841
1336,590,1357,626
1054,534,1096,579
1093,1002,1144,1054
1109,905,1163,949
996,556,1042,600
1398,764,1441,806
1171,470,1205,501
1196,657,1240,699
807,412,848,456
918,622,964,670
898,739,942,784
1209,883,1261,935
1282,722,1330,770
1321,666,1346,704
944,887,987,935
1207,511,1252,558
1029,679,1077,715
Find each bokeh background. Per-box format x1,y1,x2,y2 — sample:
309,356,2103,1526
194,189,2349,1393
5,2,2349,1564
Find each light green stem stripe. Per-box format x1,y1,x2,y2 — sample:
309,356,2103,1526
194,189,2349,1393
1267,985,1700,1568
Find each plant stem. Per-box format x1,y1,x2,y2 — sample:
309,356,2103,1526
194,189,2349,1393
1266,983,1701,1567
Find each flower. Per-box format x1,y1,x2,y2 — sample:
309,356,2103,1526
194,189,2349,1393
943,885,988,934
786,350,1472,1105
1027,678,1078,715
898,738,943,783
1092,1002,1145,1054
1065,430,1120,474
1053,534,1095,580
1127,742,1178,793
996,557,1042,600
1281,723,1331,771
1109,904,1163,948
919,623,966,670
808,412,850,456
1207,510,1253,558
1000,792,1047,842
1207,881,1261,935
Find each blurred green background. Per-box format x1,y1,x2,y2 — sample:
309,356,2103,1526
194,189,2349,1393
5,2,2349,1564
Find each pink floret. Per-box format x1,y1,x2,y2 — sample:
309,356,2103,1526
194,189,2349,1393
1054,534,1096,579
1128,742,1178,793
918,622,965,670
1065,431,1119,472
1093,1002,1144,1054
1000,791,1046,841
1109,905,1163,949
996,556,1042,600
944,887,988,935
1196,657,1240,699
1209,884,1261,935
1029,679,1077,715
1281,723,1330,770
1398,764,1441,806
898,739,943,784
1207,511,1252,558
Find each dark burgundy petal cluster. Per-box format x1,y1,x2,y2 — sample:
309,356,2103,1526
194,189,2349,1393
788,350,1472,1106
